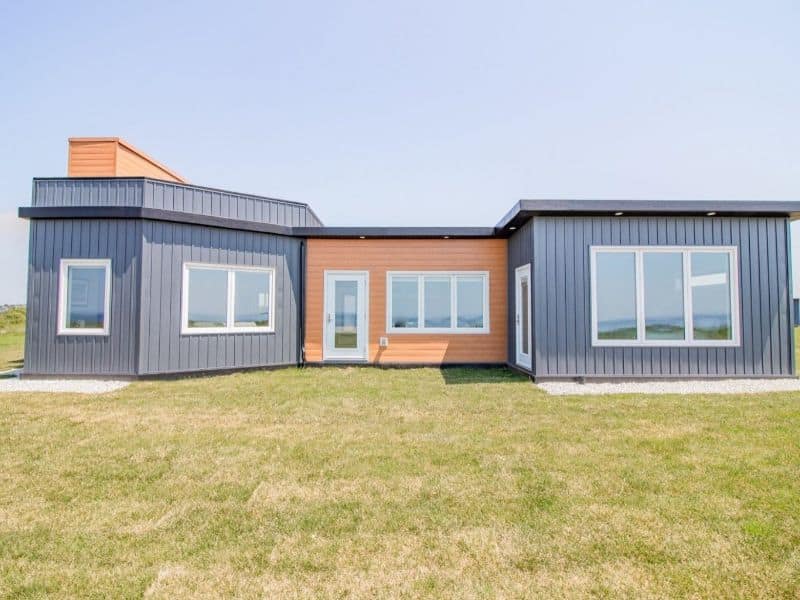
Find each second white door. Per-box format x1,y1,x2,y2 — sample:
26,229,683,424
515,264,532,369
323,271,368,361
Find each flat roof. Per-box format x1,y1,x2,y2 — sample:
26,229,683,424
24,177,800,238
496,199,800,230
293,226,497,239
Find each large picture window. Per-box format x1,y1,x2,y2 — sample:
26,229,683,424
181,263,275,334
387,272,489,333
590,247,739,347
58,259,112,335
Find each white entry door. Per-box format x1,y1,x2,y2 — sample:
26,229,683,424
515,264,532,369
323,271,368,361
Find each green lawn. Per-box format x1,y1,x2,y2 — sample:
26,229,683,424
0,307,24,372
1,364,800,598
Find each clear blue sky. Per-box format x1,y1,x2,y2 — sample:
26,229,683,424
1,1,799,304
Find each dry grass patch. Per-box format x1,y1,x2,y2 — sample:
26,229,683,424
1,366,800,598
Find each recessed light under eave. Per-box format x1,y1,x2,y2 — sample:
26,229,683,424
614,211,624,216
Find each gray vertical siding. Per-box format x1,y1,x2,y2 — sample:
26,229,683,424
521,216,794,378
507,218,535,371
32,178,323,227
23,219,142,376
33,178,145,208
25,178,309,376
143,180,322,227
137,221,302,374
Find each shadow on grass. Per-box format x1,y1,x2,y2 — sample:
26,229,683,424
439,366,527,385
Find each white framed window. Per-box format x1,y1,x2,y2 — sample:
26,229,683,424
57,258,112,335
386,271,490,334
590,246,740,347
181,263,275,335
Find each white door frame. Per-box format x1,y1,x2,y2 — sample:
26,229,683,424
515,264,532,370
323,270,369,361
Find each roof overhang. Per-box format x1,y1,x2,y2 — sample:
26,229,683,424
293,226,497,239
18,207,496,240
496,199,800,232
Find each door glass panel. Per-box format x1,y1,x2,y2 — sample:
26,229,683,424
521,278,529,354
595,252,637,340
187,268,228,328
334,280,358,348
643,252,685,340
691,252,733,340
424,277,451,328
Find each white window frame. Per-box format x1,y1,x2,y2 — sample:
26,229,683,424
386,271,490,334
590,246,740,347
57,258,112,336
181,262,276,335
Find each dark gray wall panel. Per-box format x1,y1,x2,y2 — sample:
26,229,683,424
144,180,321,227
23,219,141,375
33,178,144,207
527,216,794,378
32,178,322,227
137,221,302,374
507,218,534,369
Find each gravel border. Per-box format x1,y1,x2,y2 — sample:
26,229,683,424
537,378,800,396
0,377,130,394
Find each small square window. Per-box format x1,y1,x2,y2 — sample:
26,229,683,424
58,259,112,335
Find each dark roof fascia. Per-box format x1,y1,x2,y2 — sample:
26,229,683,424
19,206,295,237
18,207,498,239
496,199,800,230
292,226,498,239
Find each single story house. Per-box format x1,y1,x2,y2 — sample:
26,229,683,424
18,138,799,380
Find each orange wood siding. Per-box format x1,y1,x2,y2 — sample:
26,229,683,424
67,139,117,177
67,138,187,182
305,238,508,364
115,142,185,181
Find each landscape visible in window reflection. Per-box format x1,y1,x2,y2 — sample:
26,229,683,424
390,275,487,330
691,253,732,340
596,252,637,339
187,269,228,328
234,271,271,327
66,266,106,329
595,249,733,343
334,280,358,348
187,268,271,329
643,252,685,340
